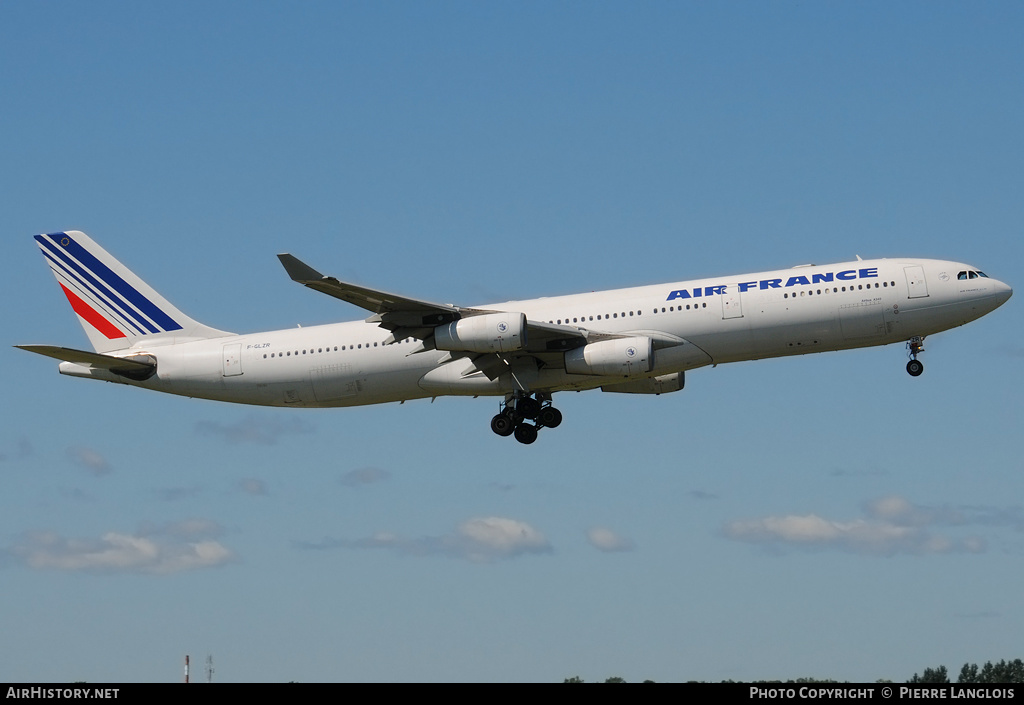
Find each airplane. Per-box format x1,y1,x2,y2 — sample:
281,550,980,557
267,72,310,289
17,231,1012,444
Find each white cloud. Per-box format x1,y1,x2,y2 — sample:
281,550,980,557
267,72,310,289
9,520,234,574
688,490,719,500
155,486,202,501
67,446,111,476
0,437,33,463
864,495,964,527
295,516,552,562
724,496,988,556
195,415,313,445
966,505,1024,532
587,527,635,553
457,517,549,560
238,478,268,496
339,467,391,488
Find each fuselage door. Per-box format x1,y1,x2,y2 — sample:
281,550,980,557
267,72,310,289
721,285,743,319
223,343,243,377
904,266,929,299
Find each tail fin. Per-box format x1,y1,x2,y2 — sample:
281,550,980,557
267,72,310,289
34,231,232,353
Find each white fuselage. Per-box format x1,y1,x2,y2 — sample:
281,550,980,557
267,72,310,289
60,258,1012,407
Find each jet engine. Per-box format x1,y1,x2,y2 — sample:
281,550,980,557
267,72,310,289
434,312,527,353
564,336,653,377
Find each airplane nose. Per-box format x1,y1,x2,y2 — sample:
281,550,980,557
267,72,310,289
996,279,1013,304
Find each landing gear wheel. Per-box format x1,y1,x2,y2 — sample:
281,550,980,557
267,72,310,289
537,406,562,429
514,424,538,445
905,337,926,377
491,413,515,436
517,397,541,419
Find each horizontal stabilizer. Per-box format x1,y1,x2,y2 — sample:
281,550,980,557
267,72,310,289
16,345,156,379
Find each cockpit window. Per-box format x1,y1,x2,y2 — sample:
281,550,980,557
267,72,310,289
977,271,989,278
958,271,968,280
969,271,978,279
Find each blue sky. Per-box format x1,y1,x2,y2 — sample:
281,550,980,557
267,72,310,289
1,1,1022,683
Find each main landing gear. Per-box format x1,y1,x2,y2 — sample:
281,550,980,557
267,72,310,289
490,392,562,445
906,336,925,377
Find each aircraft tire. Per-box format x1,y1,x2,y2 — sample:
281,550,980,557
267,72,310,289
537,406,562,429
906,359,924,377
514,424,538,445
491,413,515,437
517,397,541,419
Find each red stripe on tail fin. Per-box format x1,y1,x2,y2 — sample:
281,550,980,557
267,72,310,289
59,283,127,340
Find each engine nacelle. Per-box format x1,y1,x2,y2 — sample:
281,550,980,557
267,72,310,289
564,336,653,377
602,372,684,395
434,312,527,353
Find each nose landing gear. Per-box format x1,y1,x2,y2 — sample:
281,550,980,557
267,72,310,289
489,392,562,444
906,337,925,377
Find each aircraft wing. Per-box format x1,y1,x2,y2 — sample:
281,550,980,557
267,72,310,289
277,254,463,324
277,255,691,382
278,253,597,352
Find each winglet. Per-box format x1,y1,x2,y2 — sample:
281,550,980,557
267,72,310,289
277,254,324,283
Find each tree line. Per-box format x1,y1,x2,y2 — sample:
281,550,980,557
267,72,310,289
563,658,1024,683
